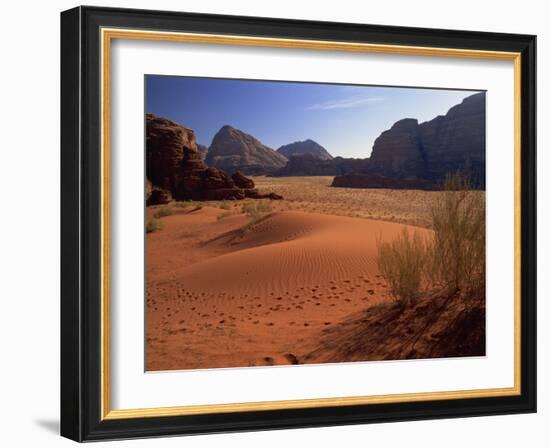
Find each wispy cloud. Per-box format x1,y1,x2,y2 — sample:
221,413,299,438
307,96,384,111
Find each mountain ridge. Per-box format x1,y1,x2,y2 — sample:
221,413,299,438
277,139,333,161
206,125,287,175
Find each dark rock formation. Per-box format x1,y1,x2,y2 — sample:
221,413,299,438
332,174,437,190
273,154,370,177
368,118,427,180
367,92,486,185
146,114,282,202
206,125,288,175
146,113,197,192
332,92,486,189
277,139,333,161
147,187,173,205
172,147,244,201
232,171,255,189
420,92,486,185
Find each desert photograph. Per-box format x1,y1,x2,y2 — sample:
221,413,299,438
145,76,486,371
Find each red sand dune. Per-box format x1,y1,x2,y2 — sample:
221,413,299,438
146,207,432,371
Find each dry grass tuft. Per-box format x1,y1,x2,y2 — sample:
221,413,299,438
242,200,272,224
428,171,485,294
146,217,162,233
376,170,485,305
154,206,173,218
377,228,428,307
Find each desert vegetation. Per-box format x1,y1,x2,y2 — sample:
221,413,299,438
253,176,444,228
242,200,272,224
146,217,161,233
377,228,428,307
376,171,485,306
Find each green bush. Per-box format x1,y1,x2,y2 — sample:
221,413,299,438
377,228,427,307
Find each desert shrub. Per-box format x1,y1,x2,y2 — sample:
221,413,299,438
242,200,272,224
146,217,161,233
174,200,193,208
218,202,231,210
427,171,485,293
377,228,427,307
153,206,173,219
217,211,233,221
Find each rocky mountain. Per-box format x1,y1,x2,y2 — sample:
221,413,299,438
420,92,486,184
367,92,486,184
197,143,208,159
332,92,486,189
146,113,198,193
367,118,427,179
145,114,282,204
277,139,333,161
206,125,288,175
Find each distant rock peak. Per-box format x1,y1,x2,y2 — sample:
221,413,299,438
206,125,287,175
277,139,333,161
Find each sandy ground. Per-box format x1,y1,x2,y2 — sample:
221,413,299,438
252,176,445,228
146,203,432,371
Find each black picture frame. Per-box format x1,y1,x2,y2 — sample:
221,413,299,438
61,5,536,442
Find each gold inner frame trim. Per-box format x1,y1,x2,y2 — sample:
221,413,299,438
100,27,522,421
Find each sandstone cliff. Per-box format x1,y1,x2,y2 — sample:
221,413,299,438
367,92,486,185
146,114,282,204
206,125,288,175
333,92,486,189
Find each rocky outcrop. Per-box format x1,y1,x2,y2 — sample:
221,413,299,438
147,187,173,205
366,92,486,185
174,154,245,201
368,118,427,180
146,113,198,192
277,139,333,161
420,93,486,185
332,92,486,189
273,154,370,177
231,171,255,189
206,125,288,175
146,114,282,202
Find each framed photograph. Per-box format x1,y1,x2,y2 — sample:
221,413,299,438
60,6,536,442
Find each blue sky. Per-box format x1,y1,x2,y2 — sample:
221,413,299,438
146,76,481,158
